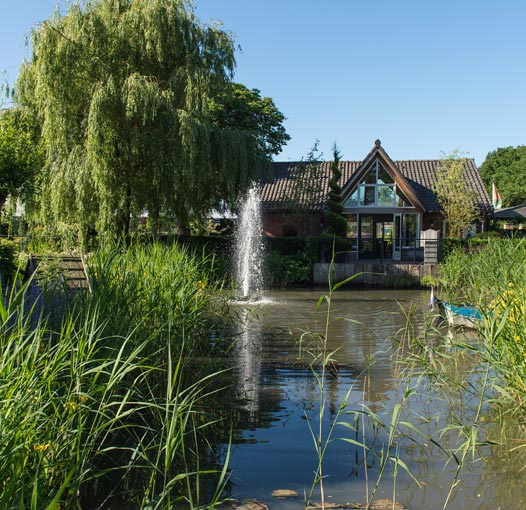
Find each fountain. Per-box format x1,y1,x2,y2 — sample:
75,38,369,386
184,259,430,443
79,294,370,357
233,186,265,418
234,186,264,300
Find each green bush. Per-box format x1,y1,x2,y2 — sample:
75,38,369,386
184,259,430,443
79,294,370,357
264,250,313,287
0,239,17,284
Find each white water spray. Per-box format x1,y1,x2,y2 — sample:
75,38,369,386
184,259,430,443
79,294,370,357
235,186,264,298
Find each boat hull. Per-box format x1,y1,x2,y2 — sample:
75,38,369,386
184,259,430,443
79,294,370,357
440,301,482,329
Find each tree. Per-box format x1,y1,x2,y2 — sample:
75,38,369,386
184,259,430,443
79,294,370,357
433,152,478,238
323,144,347,237
16,0,279,241
0,109,42,218
209,83,290,159
479,146,526,207
283,141,325,235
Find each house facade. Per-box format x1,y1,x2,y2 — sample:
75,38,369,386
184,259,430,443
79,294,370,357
261,140,492,262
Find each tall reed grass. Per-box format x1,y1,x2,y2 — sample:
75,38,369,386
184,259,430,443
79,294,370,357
388,237,526,505
434,237,526,418
299,259,420,510
0,242,233,509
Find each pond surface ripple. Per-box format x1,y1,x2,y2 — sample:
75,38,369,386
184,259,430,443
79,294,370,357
224,289,523,510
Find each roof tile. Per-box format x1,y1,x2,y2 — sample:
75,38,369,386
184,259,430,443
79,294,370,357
261,159,491,212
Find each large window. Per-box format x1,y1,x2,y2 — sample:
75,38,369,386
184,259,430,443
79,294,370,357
346,214,358,250
343,161,413,208
402,214,418,246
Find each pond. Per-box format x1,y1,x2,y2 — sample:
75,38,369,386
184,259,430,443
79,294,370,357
225,289,525,510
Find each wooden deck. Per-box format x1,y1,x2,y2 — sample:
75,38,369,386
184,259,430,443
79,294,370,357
23,254,91,325
26,254,91,293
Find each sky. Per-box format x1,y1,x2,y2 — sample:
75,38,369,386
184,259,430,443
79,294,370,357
1,0,525,167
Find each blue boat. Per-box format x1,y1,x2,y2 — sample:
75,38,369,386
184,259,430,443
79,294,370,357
439,301,482,328
429,288,482,328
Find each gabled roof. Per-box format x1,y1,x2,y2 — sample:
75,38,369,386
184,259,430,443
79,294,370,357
493,204,526,220
261,141,492,213
340,140,425,210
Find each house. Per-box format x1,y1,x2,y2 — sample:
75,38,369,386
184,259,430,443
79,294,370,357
493,204,526,222
493,204,526,235
261,140,492,262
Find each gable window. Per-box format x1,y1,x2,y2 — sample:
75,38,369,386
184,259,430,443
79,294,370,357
343,161,413,208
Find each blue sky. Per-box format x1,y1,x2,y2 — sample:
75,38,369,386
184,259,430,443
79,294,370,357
1,0,525,166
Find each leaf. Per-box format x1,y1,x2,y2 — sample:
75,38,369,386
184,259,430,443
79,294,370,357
332,272,365,291
271,489,299,498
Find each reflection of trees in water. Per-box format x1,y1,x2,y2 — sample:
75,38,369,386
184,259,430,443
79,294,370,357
341,299,413,405
228,294,425,432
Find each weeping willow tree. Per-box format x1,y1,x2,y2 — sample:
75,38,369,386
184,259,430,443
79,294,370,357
16,0,269,242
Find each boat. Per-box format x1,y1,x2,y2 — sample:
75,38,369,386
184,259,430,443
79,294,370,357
437,300,482,328
429,287,482,328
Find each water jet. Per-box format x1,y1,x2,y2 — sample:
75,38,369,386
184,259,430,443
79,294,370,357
234,186,264,300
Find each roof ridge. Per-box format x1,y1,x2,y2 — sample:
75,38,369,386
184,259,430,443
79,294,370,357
272,158,476,164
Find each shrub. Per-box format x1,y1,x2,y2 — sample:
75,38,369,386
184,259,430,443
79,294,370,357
0,239,17,284
264,250,313,287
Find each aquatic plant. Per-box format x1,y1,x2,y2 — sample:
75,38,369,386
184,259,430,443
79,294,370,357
0,243,233,509
299,255,421,509
393,302,499,509
298,263,361,508
393,238,526,505
436,238,526,415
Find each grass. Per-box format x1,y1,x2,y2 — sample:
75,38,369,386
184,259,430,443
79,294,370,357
297,255,422,509
0,241,234,510
388,237,526,507
432,237,526,417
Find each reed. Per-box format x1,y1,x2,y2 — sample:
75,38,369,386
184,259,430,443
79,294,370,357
392,304,498,509
299,256,421,509
436,238,526,417
0,242,233,509
390,238,526,506
298,262,362,509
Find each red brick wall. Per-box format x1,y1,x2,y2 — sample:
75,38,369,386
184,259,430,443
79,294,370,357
262,212,324,237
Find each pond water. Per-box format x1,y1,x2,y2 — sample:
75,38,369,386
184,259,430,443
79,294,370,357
226,289,525,510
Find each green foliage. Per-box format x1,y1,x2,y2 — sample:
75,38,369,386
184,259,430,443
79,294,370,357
479,145,526,207
263,237,318,287
264,250,313,287
0,109,42,212
263,237,362,288
0,239,17,284
433,151,478,238
209,82,290,158
0,243,232,509
16,0,272,242
420,275,439,288
324,144,347,237
438,237,526,305
433,237,526,422
324,210,347,237
83,241,227,355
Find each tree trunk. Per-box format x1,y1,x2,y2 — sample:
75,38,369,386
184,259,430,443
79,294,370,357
116,186,132,237
176,206,190,236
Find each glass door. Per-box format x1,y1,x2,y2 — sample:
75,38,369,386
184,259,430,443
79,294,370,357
359,215,375,258
376,221,393,259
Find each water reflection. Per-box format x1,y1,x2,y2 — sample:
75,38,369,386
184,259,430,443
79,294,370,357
226,289,514,510
234,307,262,419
